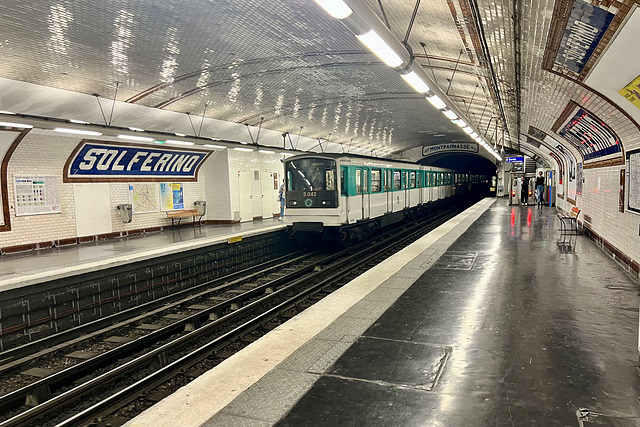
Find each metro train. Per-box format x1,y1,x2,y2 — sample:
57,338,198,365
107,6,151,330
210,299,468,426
283,153,487,242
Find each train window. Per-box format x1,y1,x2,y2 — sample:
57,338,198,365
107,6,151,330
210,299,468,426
340,168,346,196
363,169,368,193
371,169,381,192
410,171,416,188
393,170,401,190
417,172,421,188
356,169,362,194
287,158,337,191
326,170,335,190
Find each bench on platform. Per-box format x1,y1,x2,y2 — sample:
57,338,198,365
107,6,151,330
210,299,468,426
557,206,580,239
166,209,203,227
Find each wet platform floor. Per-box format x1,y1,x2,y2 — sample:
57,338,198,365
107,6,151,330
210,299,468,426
275,203,640,426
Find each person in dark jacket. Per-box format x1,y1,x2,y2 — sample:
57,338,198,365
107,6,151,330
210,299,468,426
535,171,545,208
520,176,529,205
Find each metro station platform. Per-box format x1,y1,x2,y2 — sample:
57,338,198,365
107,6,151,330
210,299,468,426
0,219,285,292
125,198,640,427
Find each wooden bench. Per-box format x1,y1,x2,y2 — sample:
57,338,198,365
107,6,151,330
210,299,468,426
166,209,203,227
557,206,580,239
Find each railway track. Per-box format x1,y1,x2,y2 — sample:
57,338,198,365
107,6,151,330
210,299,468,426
0,199,475,427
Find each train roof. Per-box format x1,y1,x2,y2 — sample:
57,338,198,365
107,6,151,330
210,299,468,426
284,152,419,167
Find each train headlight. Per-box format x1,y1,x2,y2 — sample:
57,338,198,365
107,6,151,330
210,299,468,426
290,200,298,206
321,200,330,206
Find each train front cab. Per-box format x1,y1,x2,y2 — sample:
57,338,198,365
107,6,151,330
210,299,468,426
285,157,341,232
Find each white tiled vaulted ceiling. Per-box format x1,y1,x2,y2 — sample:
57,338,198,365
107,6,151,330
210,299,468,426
0,0,638,160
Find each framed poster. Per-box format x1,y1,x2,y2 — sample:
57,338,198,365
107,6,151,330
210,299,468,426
14,176,62,216
160,182,184,211
626,149,640,214
129,183,158,214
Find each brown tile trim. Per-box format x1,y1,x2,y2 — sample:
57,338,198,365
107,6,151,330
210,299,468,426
79,236,96,243
0,128,31,232
567,197,576,205
583,224,639,278
37,241,54,250
203,219,238,224
583,157,625,169
97,232,124,240
253,216,263,221
56,238,78,246
1,243,37,254
557,193,564,200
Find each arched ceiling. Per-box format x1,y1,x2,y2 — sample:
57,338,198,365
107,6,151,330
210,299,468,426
0,0,638,163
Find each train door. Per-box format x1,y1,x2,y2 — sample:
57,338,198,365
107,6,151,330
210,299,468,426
393,170,404,212
238,171,253,222
385,169,393,213
404,171,409,208
351,168,363,222
260,171,275,219
362,168,370,220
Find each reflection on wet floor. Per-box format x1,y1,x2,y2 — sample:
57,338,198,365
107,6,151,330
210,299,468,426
276,203,640,427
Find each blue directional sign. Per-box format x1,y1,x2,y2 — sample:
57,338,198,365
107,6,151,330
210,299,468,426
506,156,524,163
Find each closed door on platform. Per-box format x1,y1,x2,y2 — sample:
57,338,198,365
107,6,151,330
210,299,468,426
261,172,275,219
74,183,112,236
238,171,253,222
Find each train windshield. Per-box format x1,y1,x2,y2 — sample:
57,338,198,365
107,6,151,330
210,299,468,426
286,158,336,191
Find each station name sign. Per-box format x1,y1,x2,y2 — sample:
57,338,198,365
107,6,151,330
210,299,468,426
421,142,478,157
64,140,211,182
555,0,614,74
505,156,524,163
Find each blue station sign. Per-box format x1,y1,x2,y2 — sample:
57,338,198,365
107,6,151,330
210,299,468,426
505,156,524,163
64,140,211,182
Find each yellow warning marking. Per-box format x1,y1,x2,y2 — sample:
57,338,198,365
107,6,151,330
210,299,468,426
227,236,242,244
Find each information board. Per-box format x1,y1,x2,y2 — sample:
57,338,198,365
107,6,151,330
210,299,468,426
14,176,62,216
626,149,640,214
130,183,158,214
160,183,184,211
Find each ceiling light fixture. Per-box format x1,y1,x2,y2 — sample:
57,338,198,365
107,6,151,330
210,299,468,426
165,140,194,146
54,128,102,136
0,110,16,115
0,121,33,129
234,147,254,152
129,127,145,132
312,0,353,19
174,132,186,137
453,119,468,128
356,29,403,68
426,94,446,110
401,71,430,93
204,144,226,149
69,119,89,124
117,135,154,142
259,149,275,154
462,127,473,134
443,109,457,120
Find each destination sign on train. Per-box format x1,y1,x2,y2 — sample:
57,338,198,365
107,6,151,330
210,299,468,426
65,140,211,182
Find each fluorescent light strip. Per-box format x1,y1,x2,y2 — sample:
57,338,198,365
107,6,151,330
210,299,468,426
129,127,145,132
210,137,221,141
69,119,88,124
0,110,16,115
259,149,275,154
463,127,473,134
204,144,226,149
400,71,430,93
453,119,468,128
234,147,254,152
0,121,33,129
174,133,186,137
356,29,403,68
165,140,194,146
54,128,102,136
117,134,154,142
443,109,457,120
312,0,353,19
470,132,479,139
426,94,446,110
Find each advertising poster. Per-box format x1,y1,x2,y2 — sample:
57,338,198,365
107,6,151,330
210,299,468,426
14,176,62,216
160,182,184,211
619,75,640,110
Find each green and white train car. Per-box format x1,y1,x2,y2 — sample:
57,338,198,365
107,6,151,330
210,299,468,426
284,153,473,241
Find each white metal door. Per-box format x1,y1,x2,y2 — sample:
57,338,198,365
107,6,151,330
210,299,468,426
386,170,393,213
362,169,370,219
238,171,253,222
261,172,274,219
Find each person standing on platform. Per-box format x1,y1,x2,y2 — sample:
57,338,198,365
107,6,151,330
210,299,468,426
520,176,529,205
535,171,545,208
278,179,285,221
